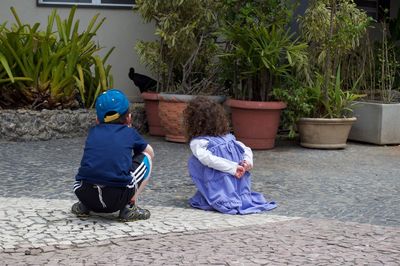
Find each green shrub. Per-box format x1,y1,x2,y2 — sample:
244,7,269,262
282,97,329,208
134,0,221,94
217,0,309,102
0,6,113,109
274,67,365,137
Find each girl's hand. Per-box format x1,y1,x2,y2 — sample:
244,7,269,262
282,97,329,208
240,160,252,171
126,113,132,127
235,165,245,178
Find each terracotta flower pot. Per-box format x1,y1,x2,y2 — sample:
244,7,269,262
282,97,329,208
158,96,188,143
297,117,357,149
141,92,165,136
225,99,286,150
158,94,226,143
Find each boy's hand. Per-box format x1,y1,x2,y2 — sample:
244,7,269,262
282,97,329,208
240,160,252,171
235,165,245,178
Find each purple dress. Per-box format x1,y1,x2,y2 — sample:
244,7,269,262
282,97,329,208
188,134,277,214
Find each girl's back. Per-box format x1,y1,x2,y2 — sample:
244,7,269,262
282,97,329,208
188,133,276,214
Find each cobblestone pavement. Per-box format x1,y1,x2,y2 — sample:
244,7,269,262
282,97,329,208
0,136,399,265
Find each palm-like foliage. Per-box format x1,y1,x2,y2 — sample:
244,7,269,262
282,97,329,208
0,6,113,109
307,68,365,118
220,24,308,101
218,0,309,101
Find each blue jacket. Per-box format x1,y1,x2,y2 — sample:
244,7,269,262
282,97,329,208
76,124,148,187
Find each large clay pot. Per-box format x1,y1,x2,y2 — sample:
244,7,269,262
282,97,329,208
141,92,165,136
158,94,226,143
297,117,357,149
225,99,286,150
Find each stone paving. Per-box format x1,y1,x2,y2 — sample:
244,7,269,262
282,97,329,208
2,217,399,265
0,136,399,265
0,197,296,252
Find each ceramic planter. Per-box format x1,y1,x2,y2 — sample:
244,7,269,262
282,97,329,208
158,94,226,143
348,101,400,145
141,92,165,136
225,99,286,150
297,117,356,149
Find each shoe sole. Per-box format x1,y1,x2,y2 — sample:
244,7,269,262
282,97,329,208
73,213,90,217
118,216,150,222
71,210,90,217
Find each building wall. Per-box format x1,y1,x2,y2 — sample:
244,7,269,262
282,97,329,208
0,1,397,103
0,1,156,102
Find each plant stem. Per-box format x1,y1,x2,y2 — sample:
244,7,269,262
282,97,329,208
323,0,337,102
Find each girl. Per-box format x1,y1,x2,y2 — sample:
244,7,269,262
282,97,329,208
184,96,277,214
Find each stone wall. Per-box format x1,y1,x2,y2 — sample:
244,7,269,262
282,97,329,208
0,104,147,141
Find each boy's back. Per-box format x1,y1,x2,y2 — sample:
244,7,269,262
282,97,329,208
77,124,147,187
72,89,154,221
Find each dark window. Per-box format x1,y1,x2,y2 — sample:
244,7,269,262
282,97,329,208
101,0,133,4
37,0,135,8
355,0,391,20
41,0,92,2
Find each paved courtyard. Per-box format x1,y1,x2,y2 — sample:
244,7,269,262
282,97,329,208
0,136,399,265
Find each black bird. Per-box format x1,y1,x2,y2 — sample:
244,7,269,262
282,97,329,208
128,67,157,93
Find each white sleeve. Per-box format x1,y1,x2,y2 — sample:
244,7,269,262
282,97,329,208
236,140,253,166
190,139,238,176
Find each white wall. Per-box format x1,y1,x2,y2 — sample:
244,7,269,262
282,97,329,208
0,1,156,102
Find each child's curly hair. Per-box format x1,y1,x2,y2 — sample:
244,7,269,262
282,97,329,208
184,96,230,140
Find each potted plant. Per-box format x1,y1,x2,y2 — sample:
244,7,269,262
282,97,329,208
290,0,371,149
348,9,400,145
134,0,224,142
217,0,308,150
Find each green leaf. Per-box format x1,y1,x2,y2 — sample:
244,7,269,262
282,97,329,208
0,52,14,82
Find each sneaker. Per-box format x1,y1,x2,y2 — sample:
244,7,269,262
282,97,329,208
119,204,150,222
71,202,90,217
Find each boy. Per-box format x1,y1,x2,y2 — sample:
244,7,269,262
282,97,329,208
72,89,154,221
